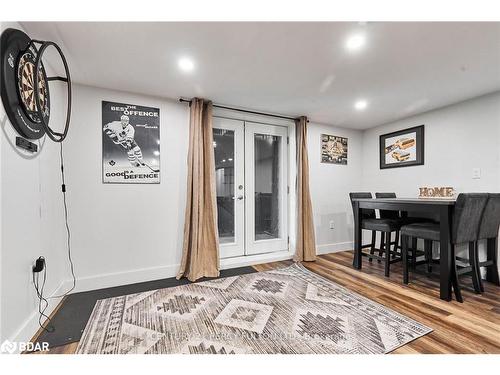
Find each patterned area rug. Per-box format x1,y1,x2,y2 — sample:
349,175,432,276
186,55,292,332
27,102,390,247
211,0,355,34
76,263,432,354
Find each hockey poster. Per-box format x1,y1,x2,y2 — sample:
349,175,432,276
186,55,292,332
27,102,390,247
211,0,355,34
102,101,160,184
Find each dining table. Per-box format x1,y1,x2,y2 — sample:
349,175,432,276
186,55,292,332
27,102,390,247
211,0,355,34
351,197,456,301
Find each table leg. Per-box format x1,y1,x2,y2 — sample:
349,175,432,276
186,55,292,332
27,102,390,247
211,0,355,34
353,201,362,269
439,206,452,301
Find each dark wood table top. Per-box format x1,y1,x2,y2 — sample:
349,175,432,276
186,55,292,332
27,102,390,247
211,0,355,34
352,198,456,205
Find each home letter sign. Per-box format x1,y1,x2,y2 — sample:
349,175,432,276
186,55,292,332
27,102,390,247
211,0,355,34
418,187,455,198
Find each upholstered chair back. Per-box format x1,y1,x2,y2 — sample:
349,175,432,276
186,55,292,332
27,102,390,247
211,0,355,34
452,193,489,244
349,192,376,220
478,193,500,240
375,192,400,220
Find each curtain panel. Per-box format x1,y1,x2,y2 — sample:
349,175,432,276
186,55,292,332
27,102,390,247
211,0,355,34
177,98,220,281
295,116,317,262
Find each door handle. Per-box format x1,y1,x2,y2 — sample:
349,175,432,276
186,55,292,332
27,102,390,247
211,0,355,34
237,195,244,200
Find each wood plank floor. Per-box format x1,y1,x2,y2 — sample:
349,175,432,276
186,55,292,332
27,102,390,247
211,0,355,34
31,251,500,354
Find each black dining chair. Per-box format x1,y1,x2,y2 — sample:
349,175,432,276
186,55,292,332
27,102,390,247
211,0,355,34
470,193,500,292
401,193,489,302
375,192,433,266
349,192,402,277
453,194,500,294
375,192,404,261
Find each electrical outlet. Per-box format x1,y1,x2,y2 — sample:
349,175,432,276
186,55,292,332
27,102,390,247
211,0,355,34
329,220,335,229
472,168,481,179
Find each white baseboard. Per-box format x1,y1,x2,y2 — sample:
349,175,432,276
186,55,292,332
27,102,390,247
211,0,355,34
316,241,353,255
66,263,181,294
7,281,67,353
72,251,296,294
60,243,350,296
68,251,299,295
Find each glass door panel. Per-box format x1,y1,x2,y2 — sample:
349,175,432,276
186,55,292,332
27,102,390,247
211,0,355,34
245,122,288,255
213,118,245,258
214,128,235,243
254,133,281,240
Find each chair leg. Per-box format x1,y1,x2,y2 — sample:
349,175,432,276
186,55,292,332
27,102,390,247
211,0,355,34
468,242,482,294
410,237,417,269
402,235,409,284
451,245,463,303
486,237,500,286
385,231,391,277
424,240,433,273
369,231,376,262
476,240,486,293
393,231,400,259
378,232,385,263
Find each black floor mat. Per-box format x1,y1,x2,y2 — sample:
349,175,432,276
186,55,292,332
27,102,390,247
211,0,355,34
35,266,257,348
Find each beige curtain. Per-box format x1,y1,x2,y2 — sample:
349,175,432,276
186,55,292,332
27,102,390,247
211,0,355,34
294,116,317,262
177,98,220,281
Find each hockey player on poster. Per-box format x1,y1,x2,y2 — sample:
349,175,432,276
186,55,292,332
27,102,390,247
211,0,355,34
103,115,159,173
102,101,160,184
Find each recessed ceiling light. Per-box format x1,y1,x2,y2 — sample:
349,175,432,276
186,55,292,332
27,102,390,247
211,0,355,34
345,34,366,52
178,57,195,72
354,100,368,111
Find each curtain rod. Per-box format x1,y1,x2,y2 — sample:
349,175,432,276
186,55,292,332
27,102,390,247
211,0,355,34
179,98,302,122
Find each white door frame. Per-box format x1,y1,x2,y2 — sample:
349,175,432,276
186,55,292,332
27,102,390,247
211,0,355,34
213,109,297,268
244,122,288,255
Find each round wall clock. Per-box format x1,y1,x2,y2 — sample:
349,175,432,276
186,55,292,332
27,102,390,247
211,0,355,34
1,28,71,143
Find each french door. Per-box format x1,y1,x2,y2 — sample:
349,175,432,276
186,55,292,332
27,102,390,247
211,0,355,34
213,117,288,259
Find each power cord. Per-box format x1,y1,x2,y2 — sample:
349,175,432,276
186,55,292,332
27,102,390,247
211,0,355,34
32,141,76,333
32,260,54,333
50,142,76,298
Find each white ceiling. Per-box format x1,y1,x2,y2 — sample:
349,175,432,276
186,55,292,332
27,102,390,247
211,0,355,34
21,22,500,129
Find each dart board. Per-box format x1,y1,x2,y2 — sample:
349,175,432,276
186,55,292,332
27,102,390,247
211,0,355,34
1,28,51,140
17,51,50,123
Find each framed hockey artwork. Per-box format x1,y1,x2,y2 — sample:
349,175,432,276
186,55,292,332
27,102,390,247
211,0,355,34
102,101,160,184
321,134,348,165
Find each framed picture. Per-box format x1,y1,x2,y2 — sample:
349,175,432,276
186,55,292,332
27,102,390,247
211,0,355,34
321,134,348,165
379,125,424,169
102,101,161,184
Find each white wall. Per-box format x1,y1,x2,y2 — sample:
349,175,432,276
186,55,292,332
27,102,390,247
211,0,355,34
362,92,500,196
62,84,189,291
361,91,500,262
307,122,363,254
0,22,69,344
